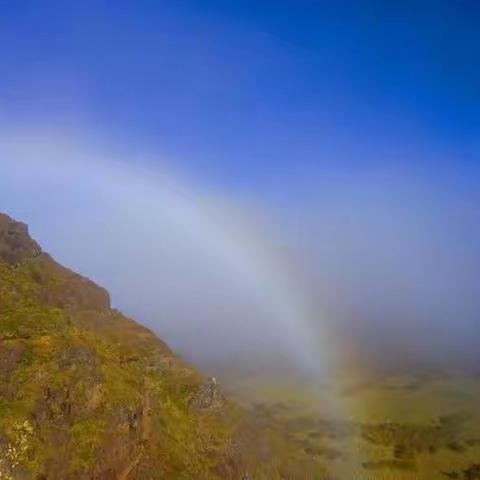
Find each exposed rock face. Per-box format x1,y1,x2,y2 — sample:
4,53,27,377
0,212,321,479
0,214,41,266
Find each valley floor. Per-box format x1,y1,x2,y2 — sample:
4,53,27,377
222,370,480,479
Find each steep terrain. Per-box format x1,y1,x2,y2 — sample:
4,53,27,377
0,212,321,479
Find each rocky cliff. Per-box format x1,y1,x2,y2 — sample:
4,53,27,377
0,212,320,479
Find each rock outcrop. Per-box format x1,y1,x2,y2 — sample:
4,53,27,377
0,214,41,266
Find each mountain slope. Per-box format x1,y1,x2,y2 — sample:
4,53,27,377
0,212,320,479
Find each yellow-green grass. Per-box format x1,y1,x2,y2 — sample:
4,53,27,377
223,371,480,479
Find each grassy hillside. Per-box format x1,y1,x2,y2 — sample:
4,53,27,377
0,212,322,479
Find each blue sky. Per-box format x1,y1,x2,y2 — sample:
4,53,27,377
1,1,480,372
1,0,479,184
